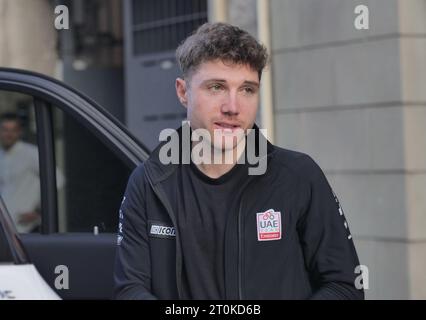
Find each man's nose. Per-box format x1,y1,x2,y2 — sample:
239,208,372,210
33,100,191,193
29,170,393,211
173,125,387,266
220,92,240,115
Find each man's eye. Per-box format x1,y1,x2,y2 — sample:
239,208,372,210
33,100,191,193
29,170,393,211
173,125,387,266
243,87,255,94
209,84,223,92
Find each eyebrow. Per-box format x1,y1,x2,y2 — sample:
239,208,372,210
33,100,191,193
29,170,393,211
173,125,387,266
201,79,260,87
243,80,260,88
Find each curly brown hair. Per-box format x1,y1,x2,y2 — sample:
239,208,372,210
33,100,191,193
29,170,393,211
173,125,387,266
176,22,269,80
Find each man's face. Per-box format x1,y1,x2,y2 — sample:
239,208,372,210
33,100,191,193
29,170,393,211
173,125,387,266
176,59,260,151
0,120,22,150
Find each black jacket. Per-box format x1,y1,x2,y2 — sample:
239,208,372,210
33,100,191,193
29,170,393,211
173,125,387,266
114,125,364,300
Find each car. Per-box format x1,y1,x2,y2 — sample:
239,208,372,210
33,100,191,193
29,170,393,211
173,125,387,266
0,68,149,299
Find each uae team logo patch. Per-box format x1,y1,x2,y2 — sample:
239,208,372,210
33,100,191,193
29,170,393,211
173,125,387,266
257,209,282,241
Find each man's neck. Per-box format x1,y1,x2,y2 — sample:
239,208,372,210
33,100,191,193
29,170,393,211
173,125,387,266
197,162,236,179
192,139,246,179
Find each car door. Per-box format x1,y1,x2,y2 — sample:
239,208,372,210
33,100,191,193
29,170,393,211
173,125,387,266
0,68,149,299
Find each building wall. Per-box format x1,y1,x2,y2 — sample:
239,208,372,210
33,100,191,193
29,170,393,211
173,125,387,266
398,0,426,299
227,0,258,37
270,0,426,299
0,0,57,76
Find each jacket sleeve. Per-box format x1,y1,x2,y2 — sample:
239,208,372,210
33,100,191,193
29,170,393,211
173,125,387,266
114,164,157,300
296,156,364,300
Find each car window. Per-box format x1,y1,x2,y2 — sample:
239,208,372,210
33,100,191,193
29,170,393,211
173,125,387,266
52,106,132,233
0,90,42,234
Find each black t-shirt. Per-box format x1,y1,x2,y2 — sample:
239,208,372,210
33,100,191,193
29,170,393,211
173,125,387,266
172,157,252,299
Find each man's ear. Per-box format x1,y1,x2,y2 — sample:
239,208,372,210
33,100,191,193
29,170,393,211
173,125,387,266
175,78,188,108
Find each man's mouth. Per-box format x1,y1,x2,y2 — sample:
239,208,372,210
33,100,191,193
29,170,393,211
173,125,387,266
213,122,241,133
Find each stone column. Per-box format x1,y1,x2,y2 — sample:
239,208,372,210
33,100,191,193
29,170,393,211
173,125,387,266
398,0,426,299
0,0,57,76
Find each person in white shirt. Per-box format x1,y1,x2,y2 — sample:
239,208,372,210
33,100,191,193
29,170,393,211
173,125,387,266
0,113,48,233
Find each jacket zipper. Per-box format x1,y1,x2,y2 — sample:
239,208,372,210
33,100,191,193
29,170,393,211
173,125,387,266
238,199,243,300
237,177,258,300
144,167,183,299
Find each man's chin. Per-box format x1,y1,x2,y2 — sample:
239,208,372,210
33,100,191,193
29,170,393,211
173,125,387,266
212,136,245,152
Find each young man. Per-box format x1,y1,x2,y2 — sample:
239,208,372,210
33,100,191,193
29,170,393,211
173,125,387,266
114,23,364,300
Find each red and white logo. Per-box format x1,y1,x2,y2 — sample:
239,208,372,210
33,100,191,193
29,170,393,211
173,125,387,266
256,209,282,241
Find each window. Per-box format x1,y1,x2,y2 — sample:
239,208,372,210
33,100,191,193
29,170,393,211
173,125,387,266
0,91,41,234
52,107,132,233
132,0,208,55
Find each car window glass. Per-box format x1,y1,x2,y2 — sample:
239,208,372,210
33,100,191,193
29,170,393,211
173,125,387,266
52,106,132,233
0,91,42,234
